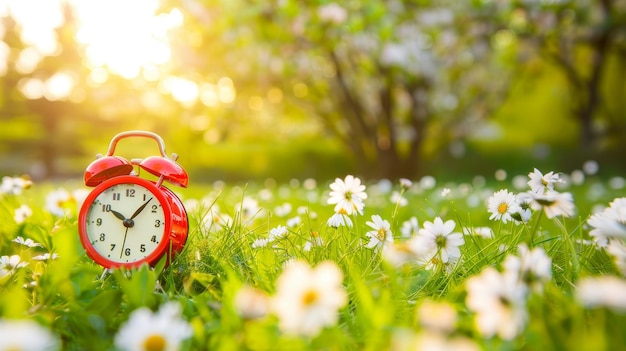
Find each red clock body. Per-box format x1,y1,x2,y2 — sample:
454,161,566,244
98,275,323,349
78,175,188,269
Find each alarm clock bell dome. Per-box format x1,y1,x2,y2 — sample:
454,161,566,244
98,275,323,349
139,156,188,188
84,155,134,187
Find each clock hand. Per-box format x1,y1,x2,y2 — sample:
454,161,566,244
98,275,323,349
110,209,126,221
130,198,153,220
119,227,129,259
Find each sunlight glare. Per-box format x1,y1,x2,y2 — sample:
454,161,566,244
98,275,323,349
71,0,182,80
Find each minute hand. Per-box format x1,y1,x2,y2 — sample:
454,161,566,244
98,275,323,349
130,198,153,220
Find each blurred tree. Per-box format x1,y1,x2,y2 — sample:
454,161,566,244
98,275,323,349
171,0,518,179
499,0,626,147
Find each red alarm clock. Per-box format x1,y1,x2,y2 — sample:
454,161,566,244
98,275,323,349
78,131,188,269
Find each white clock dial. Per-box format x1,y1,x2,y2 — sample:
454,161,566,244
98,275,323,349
84,183,166,263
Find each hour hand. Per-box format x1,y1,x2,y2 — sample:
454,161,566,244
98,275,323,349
110,209,126,221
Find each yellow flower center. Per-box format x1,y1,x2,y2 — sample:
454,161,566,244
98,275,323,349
497,203,508,214
541,178,548,186
344,191,353,200
337,208,348,215
302,289,319,306
377,228,387,240
143,334,167,351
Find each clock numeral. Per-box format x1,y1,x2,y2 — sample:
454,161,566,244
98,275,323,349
112,193,121,201
154,220,161,228
102,204,112,212
143,194,147,201
151,204,158,213
125,248,131,256
110,244,116,251
151,235,158,243
95,218,102,226
140,244,146,253
99,233,106,241
126,189,135,197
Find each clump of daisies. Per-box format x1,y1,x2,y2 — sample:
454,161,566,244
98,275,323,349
465,243,552,340
326,175,368,228
487,169,575,227
586,197,626,276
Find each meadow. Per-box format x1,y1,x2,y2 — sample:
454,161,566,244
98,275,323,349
1,166,626,351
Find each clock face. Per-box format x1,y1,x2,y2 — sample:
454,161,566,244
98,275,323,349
82,181,168,265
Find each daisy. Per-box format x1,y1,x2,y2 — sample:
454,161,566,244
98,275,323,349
271,260,347,337
413,217,464,264
381,242,416,267
327,175,367,216
503,244,552,291
32,253,59,261
465,268,528,340
487,189,521,224
390,191,408,207
0,319,59,351
400,217,419,238
587,198,626,244
417,300,458,333
0,255,28,278
268,225,289,241
234,285,270,320
576,276,626,311
327,210,353,228
0,176,32,196
527,168,563,194
13,205,33,224
45,188,74,217
607,239,626,276
399,178,413,190
364,215,393,251
529,191,575,219
114,301,193,351
12,236,43,248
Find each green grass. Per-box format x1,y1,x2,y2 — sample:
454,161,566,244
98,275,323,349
1,171,626,350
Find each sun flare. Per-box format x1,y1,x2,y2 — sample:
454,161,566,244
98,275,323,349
71,0,182,80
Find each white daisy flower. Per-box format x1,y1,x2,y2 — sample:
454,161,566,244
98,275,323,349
390,191,408,207
0,319,59,351
114,301,193,351
400,217,419,238
399,178,413,190
413,217,464,264
417,300,458,333
381,242,416,267
0,176,32,196
527,168,563,194
607,239,626,276
45,188,74,217
32,253,59,261
487,189,521,224
13,205,33,224
466,268,528,340
503,244,552,291
234,285,270,320
587,198,626,244
268,225,289,241
271,260,347,337
364,215,393,251
576,276,626,311
529,191,575,219
327,175,367,216
0,255,29,278
12,236,43,248
327,211,353,228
